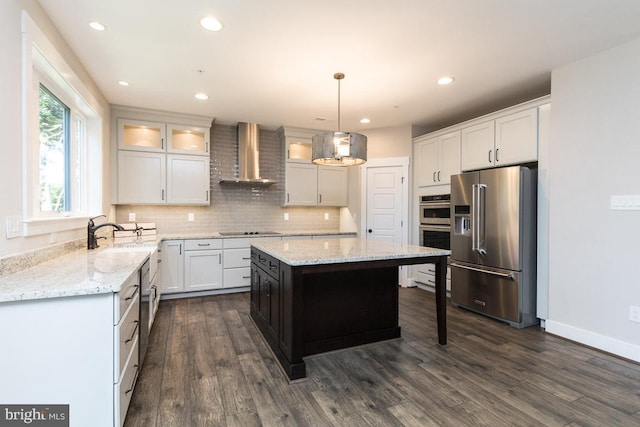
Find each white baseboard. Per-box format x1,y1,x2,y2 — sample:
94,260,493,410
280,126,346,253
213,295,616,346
545,320,640,363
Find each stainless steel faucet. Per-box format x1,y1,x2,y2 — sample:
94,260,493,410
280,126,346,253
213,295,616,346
87,215,124,249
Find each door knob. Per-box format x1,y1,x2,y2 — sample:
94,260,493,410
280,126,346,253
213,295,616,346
368,229,373,233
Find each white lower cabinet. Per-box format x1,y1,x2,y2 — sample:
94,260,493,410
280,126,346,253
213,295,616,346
0,268,142,427
158,240,184,294
184,239,223,291
415,263,451,292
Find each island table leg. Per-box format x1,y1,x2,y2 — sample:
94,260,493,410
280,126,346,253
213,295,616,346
435,255,447,345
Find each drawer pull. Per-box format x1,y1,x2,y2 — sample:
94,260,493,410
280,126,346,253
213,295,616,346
269,262,278,271
125,320,139,344
242,275,251,279
124,365,139,394
242,257,251,260
125,285,139,302
198,243,210,247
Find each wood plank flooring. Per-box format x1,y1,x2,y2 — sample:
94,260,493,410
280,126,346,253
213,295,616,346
124,288,640,426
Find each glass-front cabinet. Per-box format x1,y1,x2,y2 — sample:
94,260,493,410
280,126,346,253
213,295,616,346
117,119,210,156
118,119,166,152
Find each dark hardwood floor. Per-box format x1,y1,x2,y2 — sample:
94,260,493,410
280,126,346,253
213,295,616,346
125,288,640,426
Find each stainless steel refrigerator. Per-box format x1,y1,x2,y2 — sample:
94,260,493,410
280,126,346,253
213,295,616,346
450,165,537,328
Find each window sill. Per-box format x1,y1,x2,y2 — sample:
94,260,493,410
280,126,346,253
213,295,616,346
22,216,88,237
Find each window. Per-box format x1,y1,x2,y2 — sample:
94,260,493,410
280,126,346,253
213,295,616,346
22,11,103,235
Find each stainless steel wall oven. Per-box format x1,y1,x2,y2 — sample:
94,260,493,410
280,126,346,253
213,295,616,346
419,194,451,250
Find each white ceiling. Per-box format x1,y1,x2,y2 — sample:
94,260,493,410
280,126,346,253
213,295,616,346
39,0,640,133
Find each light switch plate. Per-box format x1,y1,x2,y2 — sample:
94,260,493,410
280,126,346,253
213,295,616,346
128,212,136,221
188,213,195,222
324,213,329,220
611,195,640,210
284,212,289,221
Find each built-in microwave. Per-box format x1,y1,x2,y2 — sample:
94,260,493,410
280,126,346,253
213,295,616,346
419,194,451,225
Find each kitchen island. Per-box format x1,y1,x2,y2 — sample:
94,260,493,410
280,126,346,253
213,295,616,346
250,237,450,380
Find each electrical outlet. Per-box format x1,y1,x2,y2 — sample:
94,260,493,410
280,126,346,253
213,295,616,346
5,216,22,239
188,213,195,222
284,212,289,221
128,212,136,222
324,212,329,220
630,306,640,323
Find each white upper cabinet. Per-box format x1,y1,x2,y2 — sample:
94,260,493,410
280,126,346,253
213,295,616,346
118,119,166,152
415,131,461,187
281,127,349,207
285,163,318,206
461,107,538,171
318,166,348,206
112,107,212,205
167,124,210,155
494,108,538,167
166,154,210,204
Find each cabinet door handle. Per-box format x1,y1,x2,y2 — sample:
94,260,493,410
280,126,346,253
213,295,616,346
206,142,209,153
206,190,209,201
218,254,222,264
433,171,436,182
286,193,290,203
179,243,182,255
161,137,164,150
162,189,165,201
495,148,499,163
488,150,493,164
437,171,441,182
319,194,322,204
125,320,139,343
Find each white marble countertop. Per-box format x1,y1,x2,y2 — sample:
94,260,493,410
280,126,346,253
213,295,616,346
251,237,450,266
0,242,156,303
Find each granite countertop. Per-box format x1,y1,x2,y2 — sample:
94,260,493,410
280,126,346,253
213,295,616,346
252,237,450,266
0,232,357,303
0,242,156,303
160,231,356,240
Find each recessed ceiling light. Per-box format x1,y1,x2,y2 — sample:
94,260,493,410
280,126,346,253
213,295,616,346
360,118,371,124
88,21,106,31
200,16,223,31
194,92,209,100
118,80,129,86
437,76,455,86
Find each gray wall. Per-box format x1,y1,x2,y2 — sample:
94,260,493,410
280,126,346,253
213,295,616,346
546,36,640,360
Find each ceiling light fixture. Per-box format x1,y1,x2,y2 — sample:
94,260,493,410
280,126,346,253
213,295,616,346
360,118,371,124
118,80,129,86
311,73,367,166
88,21,106,31
200,16,223,31
194,92,209,100
437,76,455,86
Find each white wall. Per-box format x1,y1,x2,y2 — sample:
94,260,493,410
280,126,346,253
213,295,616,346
0,1,111,258
546,36,640,361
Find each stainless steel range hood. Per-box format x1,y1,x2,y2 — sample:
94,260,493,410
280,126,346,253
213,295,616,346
219,122,276,185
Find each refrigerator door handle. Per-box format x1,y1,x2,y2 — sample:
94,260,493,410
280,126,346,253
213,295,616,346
450,262,514,280
477,183,487,255
471,184,477,252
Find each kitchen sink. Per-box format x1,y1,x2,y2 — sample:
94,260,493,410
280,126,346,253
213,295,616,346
218,231,281,236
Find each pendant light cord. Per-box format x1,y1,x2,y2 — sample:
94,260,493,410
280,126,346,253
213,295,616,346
334,72,345,132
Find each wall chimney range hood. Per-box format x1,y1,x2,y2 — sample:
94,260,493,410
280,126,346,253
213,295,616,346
219,122,276,185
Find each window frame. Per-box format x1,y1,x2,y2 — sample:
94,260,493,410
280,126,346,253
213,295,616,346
22,11,103,236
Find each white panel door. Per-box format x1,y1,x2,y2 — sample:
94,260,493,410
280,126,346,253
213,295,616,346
366,166,404,243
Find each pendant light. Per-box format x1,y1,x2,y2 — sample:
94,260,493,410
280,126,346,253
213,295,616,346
312,73,367,166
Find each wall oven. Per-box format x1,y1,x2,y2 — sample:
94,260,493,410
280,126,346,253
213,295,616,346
419,194,451,250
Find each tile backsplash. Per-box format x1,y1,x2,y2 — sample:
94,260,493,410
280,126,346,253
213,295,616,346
115,124,340,233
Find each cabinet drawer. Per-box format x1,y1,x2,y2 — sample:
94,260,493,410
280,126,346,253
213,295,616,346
114,272,140,325
224,248,251,268
252,250,280,279
184,239,223,250
223,267,252,288
115,294,140,382
115,338,139,427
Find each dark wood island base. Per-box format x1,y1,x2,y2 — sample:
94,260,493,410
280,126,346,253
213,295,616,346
250,239,449,381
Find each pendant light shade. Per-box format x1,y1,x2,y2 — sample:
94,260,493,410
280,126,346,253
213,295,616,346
312,73,367,166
